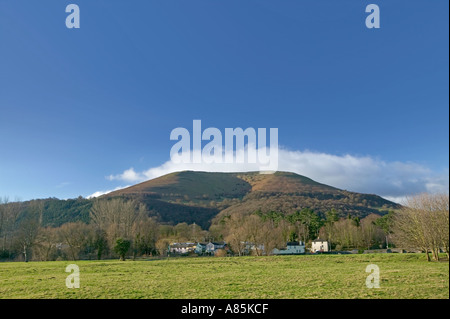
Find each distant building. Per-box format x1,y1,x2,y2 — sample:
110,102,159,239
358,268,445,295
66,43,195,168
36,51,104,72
194,242,208,255
272,242,305,255
169,242,196,255
206,242,227,255
241,242,265,255
311,239,330,253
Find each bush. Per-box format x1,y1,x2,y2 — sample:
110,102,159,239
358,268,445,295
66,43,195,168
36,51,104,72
214,249,227,257
0,250,13,260
114,238,131,261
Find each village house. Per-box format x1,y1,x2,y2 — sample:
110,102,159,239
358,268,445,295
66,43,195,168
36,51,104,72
241,242,266,255
311,239,330,253
194,242,208,255
168,242,197,255
205,242,227,255
272,241,306,255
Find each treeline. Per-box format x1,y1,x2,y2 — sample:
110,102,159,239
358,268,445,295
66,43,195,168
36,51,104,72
214,209,390,255
0,198,212,262
0,193,448,262
214,193,449,259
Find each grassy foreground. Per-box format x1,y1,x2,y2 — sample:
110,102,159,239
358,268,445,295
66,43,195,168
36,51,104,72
0,254,448,299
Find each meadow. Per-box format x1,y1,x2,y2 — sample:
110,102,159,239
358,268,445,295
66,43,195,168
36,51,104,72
0,254,448,299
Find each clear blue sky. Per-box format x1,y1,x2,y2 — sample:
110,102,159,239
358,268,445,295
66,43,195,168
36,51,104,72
0,0,448,200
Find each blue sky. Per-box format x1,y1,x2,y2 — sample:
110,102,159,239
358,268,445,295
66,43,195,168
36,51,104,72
0,0,448,202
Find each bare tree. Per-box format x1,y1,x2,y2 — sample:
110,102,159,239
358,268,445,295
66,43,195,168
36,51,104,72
14,211,40,262
392,193,449,261
436,196,450,258
131,217,159,258
1,199,23,254
223,214,285,256
33,227,58,261
223,214,248,256
360,214,384,250
155,238,170,257
331,218,361,250
90,198,146,244
58,222,94,260
258,220,284,256
243,215,265,256
0,197,7,251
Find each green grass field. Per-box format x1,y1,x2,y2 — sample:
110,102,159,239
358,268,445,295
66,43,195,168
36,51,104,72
0,254,448,299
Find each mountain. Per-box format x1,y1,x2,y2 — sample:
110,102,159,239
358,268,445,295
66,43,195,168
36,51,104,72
104,171,400,228
0,171,400,230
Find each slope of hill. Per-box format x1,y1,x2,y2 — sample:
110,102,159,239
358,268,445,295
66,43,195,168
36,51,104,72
109,171,252,202
105,171,400,228
1,171,400,230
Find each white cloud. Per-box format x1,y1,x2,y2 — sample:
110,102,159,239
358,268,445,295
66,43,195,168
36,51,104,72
107,168,143,183
102,147,449,200
381,196,409,205
87,185,131,199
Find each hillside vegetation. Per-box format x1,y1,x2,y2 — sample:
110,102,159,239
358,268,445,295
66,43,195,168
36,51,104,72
106,171,399,228
0,171,400,231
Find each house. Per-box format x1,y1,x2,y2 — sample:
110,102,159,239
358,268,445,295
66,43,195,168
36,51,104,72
194,242,208,255
311,239,330,253
240,242,265,255
169,242,197,255
272,241,305,255
205,242,227,255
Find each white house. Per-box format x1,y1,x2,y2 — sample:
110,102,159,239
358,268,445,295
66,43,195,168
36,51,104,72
272,242,305,255
169,242,196,254
311,239,330,253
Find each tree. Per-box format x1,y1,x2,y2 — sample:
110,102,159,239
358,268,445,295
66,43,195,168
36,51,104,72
360,214,384,250
58,222,95,260
434,196,450,258
288,209,323,243
223,213,286,256
258,220,284,255
331,218,360,250
33,227,59,261
114,238,131,261
14,210,40,262
242,215,265,256
131,217,159,258
223,214,248,256
90,198,146,245
173,223,191,241
322,209,339,250
93,229,108,260
392,193,449,261
155,239,170,257
0,197,7,250
1,199,23,257
375,210,395,248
